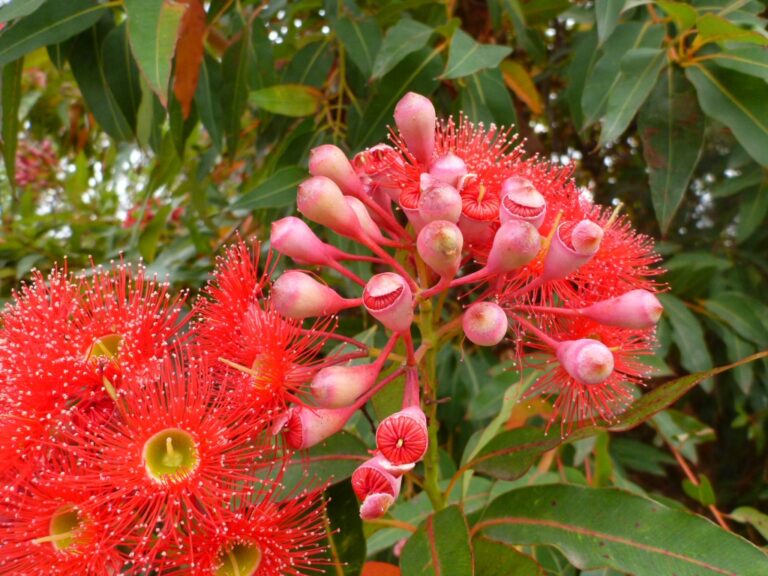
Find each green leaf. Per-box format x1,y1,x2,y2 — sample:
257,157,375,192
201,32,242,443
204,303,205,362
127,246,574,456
441,29,512,79
401,506,473,576
221,20,251,156
372,18,433,79
475,485,768,576
695,13,768,46
282,431,369,488
581,22,665,129
736,180,768,242
708,46,768,81
638,67,705,234
0,0,106,68
283,41,334,87
658,1,698,32
501,0,546,63
249,84,322,117
1,57,23,187
231,166,306,211
731,507,768,541
335,17,382,78
350,47,443,149
69,21,134,141
659,294,713,373
102,23,141,131
461,68,517,127
565,29,599,131
124,0,186,107
473,536,544,576
195,54,223,151
0,0,46,24
320,481,366,576
703,292,768,346
595,0,625,45
138,204,172,262
687,62,768,166
599,47,667,145
682,474,716,506
521,0,571,24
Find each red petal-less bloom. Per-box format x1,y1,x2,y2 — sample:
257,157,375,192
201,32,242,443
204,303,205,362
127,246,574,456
0,479,126,575
54,351,280,570
194,239,338,411
167,484,329,575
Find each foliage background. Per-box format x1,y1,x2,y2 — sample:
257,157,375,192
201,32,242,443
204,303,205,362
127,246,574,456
1,0,768,574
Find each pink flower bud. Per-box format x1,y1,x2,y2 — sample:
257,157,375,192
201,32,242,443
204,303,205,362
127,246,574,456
363,273,414,333
309,144,365,196
394,92,436,165
557,339,615,386
272,271,358,319
581,289,663,329
282,404,357,449
542,221,603,281
429,152,467,187
417,221,463,279
375,406,428,466
418,181,462,224
346,196,387,244
462,301,508,346
297,176,361,238
486,219,542,273
270,217,336,266
352,455,403,520
311,363,381,409
499,177,547,229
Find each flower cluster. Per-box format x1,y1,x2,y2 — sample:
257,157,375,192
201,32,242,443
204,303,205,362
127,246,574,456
1,91,663,571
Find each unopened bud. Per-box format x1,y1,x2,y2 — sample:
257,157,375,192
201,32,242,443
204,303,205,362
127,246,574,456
418,181,462,224
486,219,542,273
581,289,663,329
462,301,508,346
500,177,547,229
363,273,414,333
352,454,403,520
309,144,364,196
542,221,603,281
270,217,335,266
297,176,361,238
281,404,356,450
394,92,436,165
376,406,428,466
272,271,355,319
557,339,615,386
571,220,603,256
311,363,380,409
417,221,463,279
346,196,387,243
429,152,467,187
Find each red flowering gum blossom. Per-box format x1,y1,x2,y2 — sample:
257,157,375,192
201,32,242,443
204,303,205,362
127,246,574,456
297,175,361,239
418,180,462,224
417,221,463,279
499,176,547,229
542,220,604,281
394,91,436,166
557,338,615,386
352,454,403,520
462,301,509,347
272,270,358,319
429,152,467,188
581,289,664,330
363,273,414,333
375,406,429,466
309,143,366,197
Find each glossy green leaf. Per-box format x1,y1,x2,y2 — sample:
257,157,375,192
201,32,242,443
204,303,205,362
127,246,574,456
195,54,223,151
475,485,768,576
335,17,382,78
731,507,768,541
1,57,23,187
682,474,716,506
474,537,543,575
599,47,667,145
595,0,624,45
282,431,369,488
0,0,46,24
221,20,251,156
659,294,713,373
102,23,141,132
320,481,366,576
249,84,322,117
565,29,599,131
138,204,172,262
401,506,473,576
687,62,768,166
638,67,705,234
695,13,768,46
124,0,186,107
658,1,698,32
708,46,768,81
501,0,546,63
736,180,768,242
0,0,106,67
703,292,768,346
461,68,517,127
372,18,433,79
442,29,512,79
69,22,134,141
581,22,664,129
283,41,334,87
231,166,306,211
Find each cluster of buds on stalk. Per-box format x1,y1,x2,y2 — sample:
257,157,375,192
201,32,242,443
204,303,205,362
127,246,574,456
267,92,663,520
